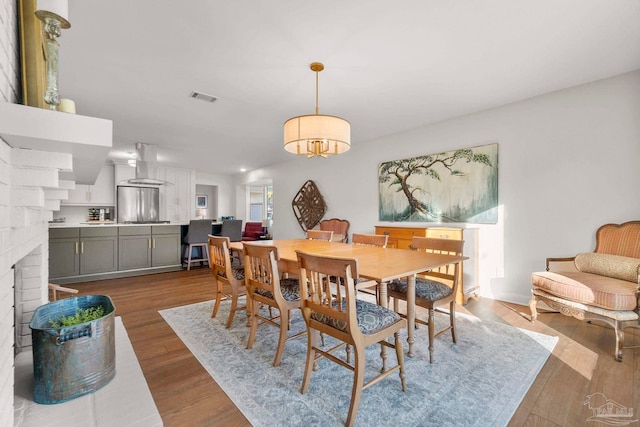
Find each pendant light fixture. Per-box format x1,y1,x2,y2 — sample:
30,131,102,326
283,62,351,158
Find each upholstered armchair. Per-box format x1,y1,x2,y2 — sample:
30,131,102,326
242,222,264,241
530,221,640,361
319,218,350,243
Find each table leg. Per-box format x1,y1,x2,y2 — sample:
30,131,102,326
406,274,416,358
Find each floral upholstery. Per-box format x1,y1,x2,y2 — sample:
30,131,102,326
218,266,245,281
388,277,453,301
311,299,400,335
255,278,301,302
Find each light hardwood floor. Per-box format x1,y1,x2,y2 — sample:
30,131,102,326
66,268,639,427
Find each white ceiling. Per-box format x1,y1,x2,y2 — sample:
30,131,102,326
58,0,640,176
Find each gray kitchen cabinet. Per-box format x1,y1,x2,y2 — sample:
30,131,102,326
151,225,181,267
50,225,181,282
118,225,181,270
79,228,118,274
118,226,152,270
49,228,80,279
49,227,118,278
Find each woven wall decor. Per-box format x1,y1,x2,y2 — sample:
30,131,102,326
291,180,327,232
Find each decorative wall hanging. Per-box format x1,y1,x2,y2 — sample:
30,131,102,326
378,143,498,223
291,180,327,231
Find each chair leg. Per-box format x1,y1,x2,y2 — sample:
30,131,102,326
345,347,366,427
450,301,457,343
428,307,435,364
187,244,194,271
246,296,259,350
212,281,223,318
273,307,289,367
226,292,239,328
394,330,407,391
204,244,211,267
301,329,319,394
529,296,538,322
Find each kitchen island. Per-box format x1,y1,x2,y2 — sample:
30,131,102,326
48,222,189,284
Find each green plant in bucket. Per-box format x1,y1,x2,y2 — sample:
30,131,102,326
49,305,106,328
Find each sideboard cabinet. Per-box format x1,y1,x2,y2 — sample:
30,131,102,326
375,225,477,304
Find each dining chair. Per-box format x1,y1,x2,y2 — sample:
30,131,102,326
351,233,388,248
217,219,244,264
351,233,389,303
243,242,305,366
387,237,464,363
219,219,243,242
306,229,333,241
208,235,248,328
182,219,212,270
296,250,407,427
319,218,350,242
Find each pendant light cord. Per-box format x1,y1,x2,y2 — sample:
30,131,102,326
315,69,319,115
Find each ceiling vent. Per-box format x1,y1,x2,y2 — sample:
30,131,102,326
189,91,218,103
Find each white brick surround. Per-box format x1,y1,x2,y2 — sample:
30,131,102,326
0,140,73,427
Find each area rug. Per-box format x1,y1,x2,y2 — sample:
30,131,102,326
160,300,557,427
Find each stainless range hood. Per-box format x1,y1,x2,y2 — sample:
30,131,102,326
122,142,173,186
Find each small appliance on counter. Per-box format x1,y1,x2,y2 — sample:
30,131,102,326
88,208,112,222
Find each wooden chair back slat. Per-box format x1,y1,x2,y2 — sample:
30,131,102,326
352,233,388,248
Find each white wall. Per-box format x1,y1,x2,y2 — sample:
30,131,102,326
234,70,640,305
195,171,233,220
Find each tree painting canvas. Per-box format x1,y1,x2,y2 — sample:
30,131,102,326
378,143,498,223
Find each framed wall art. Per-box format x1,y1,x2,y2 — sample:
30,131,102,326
195,194,208,209
378,143,499,223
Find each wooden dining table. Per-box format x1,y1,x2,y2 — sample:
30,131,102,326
229,238,467,357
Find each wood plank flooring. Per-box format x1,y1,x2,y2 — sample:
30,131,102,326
66,268,639,427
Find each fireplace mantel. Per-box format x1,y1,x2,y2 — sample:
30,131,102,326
0,102,112,184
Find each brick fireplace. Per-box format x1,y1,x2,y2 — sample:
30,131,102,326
0,139,73,426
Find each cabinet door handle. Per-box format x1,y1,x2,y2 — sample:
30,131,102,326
148,238,152,249
81,242,84,253
152,239,156,249
75,242,79,254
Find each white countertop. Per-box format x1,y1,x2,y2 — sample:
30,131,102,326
48,222,189,228
48,221,223,228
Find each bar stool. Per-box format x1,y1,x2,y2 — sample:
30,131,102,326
182,219,212,270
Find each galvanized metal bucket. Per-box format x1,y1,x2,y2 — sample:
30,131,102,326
29,295,116,404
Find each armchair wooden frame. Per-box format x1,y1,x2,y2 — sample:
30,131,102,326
243,242,306,366
208,235,248,328
296,250,407,427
